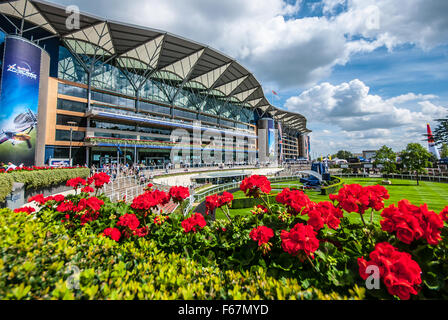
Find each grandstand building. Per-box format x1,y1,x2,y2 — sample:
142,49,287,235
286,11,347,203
0,0,311,167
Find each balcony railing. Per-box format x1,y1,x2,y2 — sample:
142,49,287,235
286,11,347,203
85,136,257,152
87,106,258,138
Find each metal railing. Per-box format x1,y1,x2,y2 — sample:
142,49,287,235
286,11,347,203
333,173,448,183
192,175,303,203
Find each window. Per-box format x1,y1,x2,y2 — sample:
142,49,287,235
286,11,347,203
94,132,136,139
57,98,87,113
55,130,85,142
56,114,87,127
58,83,88,99
91,90,135,109
139,101,171,115
90,120,136,132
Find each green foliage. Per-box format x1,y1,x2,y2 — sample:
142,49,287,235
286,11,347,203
0,168,89,203
401,143,432,185
434,118,448,145
374,145,397,174
440,143,448,159
0,174,14,203
332,150,353,160
321,177,344,195
8,168,90,190
231,195,277,209
0,209,364,300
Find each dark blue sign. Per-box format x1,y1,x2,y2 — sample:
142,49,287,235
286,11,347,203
0,37,41,166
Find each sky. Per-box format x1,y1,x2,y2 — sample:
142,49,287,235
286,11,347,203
49,0,448,158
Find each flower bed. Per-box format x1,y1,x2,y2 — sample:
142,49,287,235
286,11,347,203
9,174,448,300
0,208,364,300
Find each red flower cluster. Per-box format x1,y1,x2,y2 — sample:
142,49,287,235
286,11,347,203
181,213,207,233
169,186,190,203
240,175,271,198
66,177,87,190
13,206,36,215
276,188,311,215
381,199,444,245
117,213,140,231
280,223,320,259
88,172,110,189
358,242,422,300
205,192,234,215
103,228,121,242
440,206,448,222
131,189,170,211
303,201,344,231
249,226,274,246
329,184,390,214
81,186,95,193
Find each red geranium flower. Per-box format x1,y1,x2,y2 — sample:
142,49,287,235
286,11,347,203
117,213,140,231
81,186,95,193
88,172,110,189
249,226,274,246
169,186,190,203
28,194,47,205
133,226,149,238
440,206,448,222
14,206,36,215
302,201,344,231
330,184,390,215
358,242,422,300
276,188,311,215
280,223,320,259
181,213,207,233
240,175,271,198
66,177,87,190
131,189,170,211
103,228,121,242
381,199,444,245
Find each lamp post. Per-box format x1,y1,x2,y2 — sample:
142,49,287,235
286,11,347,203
67,121,77,166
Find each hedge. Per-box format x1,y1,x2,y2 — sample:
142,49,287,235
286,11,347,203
0,209,365,300
0,174,14,203
0,168,90,203
320,177,344,195
231,195,278,209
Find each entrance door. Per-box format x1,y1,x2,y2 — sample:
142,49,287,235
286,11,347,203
100,157,119,167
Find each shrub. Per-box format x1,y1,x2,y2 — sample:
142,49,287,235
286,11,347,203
0,209,364,300
0,174,14,203
321,177,344,195
19,173,448,300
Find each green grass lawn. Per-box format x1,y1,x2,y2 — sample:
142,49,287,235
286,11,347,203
216,178,448,221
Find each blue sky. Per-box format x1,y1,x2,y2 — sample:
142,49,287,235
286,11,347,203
49,0,448,157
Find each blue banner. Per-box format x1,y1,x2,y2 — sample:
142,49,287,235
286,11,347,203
0,37,41,166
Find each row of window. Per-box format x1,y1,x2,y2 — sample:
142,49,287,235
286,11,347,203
57,84,254,132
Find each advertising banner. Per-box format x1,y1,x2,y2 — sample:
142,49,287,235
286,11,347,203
267,119,276,162
0,37,41,166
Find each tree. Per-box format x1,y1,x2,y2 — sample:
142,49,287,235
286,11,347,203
434,118,448,145
400,143,432,186
374,145,397,174
333,150,353,160
441,143,448,159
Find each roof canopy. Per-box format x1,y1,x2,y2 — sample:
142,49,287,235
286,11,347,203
0,0,311,133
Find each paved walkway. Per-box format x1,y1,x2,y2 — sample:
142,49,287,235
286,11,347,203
153,167,284,187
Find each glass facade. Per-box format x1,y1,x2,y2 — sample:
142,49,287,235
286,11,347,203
55,129,86,142
56,45,255,130
57,98,88,113
56,114,87,127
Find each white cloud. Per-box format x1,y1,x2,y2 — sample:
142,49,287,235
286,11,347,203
286,79,447,155
52,0,448,89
